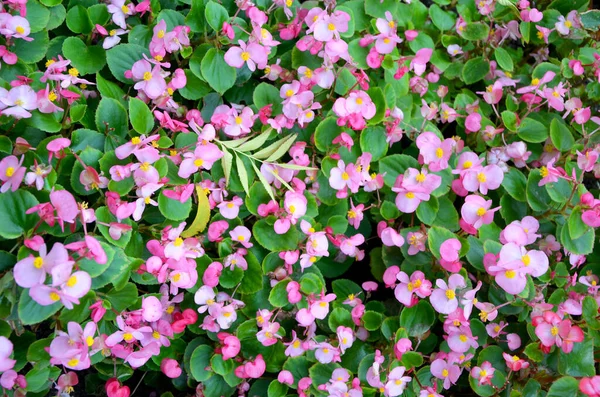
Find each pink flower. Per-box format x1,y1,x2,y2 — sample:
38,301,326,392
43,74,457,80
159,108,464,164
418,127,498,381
439,238,462,272
461,195,500,229
0,337,15,373
220,334,241,360
160,358,182,379
384,366,411,396
0,155,25,192
507,333,522,350
580,377,600,397
230,226,253,248
381,227,404,248
310,9,350,42
13,242,73,288
471,361,495,386
235,355,266,379
462,164,504,194
533,311,584,353
430,359,460,389
430,274,465,314
141,296,163,322
465,112,482,133
503,353,529,371
336,326,354,353
410,48,433,76
224,40,269,71
416,132,454,171
394,271,432,307
218,196,244,219
131,59,167,99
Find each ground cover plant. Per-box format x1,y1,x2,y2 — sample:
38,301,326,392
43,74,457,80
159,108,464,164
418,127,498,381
1,0,600,395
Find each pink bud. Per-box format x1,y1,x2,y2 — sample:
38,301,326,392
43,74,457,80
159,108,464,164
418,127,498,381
160,358,182,379
278,370,294,385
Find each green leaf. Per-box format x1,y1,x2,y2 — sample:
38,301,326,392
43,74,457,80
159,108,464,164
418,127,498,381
416,196,439,225
558,336,595,377
299,273,324,294
524,342,544,362
201,48,236,95
502,168,527,202
501,110,518,132
427,226,456,260
362,311,383,331
13,31,49,64
238,252,263,294
581,10,600,30
518,118,548,143
568,207,589,240
400,352,424,369
156,9,185,30
66,4,92,33
526,169,552,212
106,44,150,84
461,22,490,41
582,296,600,330
107,282,138,312
129,98,154,134
560,221,595,255
378,154,419,187
268,380,288,397
429,4,455,31
269,279,291,308
328,307,354,330
494,47,514,72
95,206,132,248
462,57,489,84
62,37,106,75
400,300,435,336
367,87,386,125
359,126,388,161
205,1,229,32
190,345,213,381
314,117,344,153
550,119,575,152
95,97,128,138
547,377,579,397
0,136,12,154
0,190,39,239
18,289,61,326
253,83,282,114
235,154,250,195
158,191,192,221
27,0,51,33
253,219,300,251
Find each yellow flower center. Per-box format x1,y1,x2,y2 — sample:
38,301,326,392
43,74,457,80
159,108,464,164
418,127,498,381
356,97,363,105
416,173,426,182
235,116,243,125
531,78,540,86
157,30,165,39
395,379,403,385
67,358,79,367
406,192,415,199
174,237,183,247
435,148,444,158
86,336,94,346
442,369,449,377
477,172,487,183
143,71,152,81
565,20,572,28
48,91,57,102
144,197,151,204
14,99,23,107
68,68,79,77
550,326,559,336
322,348,329,353
476,207,486,216
327,23,335,31
505,270,516,279
552,91,560,98
46,59,55,67
309,256,317,263
238,235,245,241
34,257,44,268
304,68,313,78
388,21,395,28
241,51,250,61
459,334,468,342
341,172,349,180
123,333,133,341
50,292,60,301
512,355,519,362
286,0,293,6
15,26,25,34
293,340,301,348
166,305,174,314
347,210,356,218
522,255,530,266
540,166,549,178
155,55,163,61
140,162,150,171
463,161,472,169
289,205,296,214
223,311,232,317
172,273,181,282
66,275,77,287
285,89,294,97
480,370,487,377
121,5,129,13
445,289,456,300
194,158,204,167
153,331,161,339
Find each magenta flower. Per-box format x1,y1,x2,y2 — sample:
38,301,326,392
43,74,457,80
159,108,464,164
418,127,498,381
533,311,584,353
131,59,167,99
448,326,478,353
224,40,269,71
309,9,350,42
462,164,504,194
105,316,152,347
0,337,15,373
